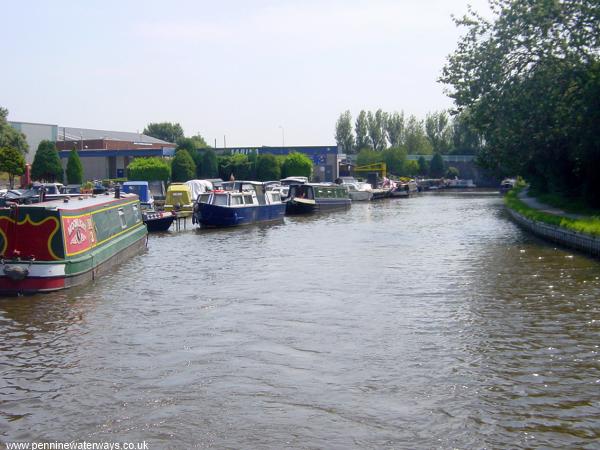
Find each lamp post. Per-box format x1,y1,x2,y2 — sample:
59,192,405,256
278,125,285,147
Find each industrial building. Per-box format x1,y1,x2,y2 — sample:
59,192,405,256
10,121,340,182
55,127,175,180
8,121,176,180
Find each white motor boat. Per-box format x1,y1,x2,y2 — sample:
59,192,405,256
346,182,373,201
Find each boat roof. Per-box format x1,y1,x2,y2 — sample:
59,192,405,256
167,184,191,192
223,180,264,186
4,193,137,212
123,181,148,186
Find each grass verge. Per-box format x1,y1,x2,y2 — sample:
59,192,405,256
505,186,600,237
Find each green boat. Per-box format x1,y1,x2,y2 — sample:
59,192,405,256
0,192,147,294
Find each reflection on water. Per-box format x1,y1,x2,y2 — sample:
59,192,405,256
1,191,599,448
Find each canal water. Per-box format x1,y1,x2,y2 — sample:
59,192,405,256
1,191,599,449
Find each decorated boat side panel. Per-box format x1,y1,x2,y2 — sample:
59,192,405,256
0,208,64,260
62,215,97,257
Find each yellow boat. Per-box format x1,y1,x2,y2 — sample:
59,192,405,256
164,183,194,212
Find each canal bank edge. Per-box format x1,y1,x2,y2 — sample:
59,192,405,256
505,189,600,258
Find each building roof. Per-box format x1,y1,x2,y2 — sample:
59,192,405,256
57,126,174,145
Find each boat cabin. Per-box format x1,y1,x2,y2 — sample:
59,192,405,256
280,176,308,186
164,183,194,212
289,183,348,200
122,181,154,208
197,181,282,207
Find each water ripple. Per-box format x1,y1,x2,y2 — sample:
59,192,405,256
1,192,599,447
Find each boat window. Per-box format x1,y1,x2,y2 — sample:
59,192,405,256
213,194,229,206
198,193,211,204
243,195,254,204
118,208,127,229
270,193,281,203
132,204,140,221
125,184,143,197
231,195,243,206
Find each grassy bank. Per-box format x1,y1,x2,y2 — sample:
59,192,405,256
505,186,600,237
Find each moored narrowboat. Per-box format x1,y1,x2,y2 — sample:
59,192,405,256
0,193,147,294
193,181,285,227
390,179,419,198
122,181,175,232
285,183,351,215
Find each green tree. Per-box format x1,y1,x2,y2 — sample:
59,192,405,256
0,146,26,188
255,154,281,181
189,134,209,149
385,111,404,148
440,0,600,205
201,149,218,178
175,137,197,154
247,151,258,179
425,111,453,154
335,110,355,154
354,110,370,150
404,115,432,155
382,147,406,175
0,107,29,154
418,156,429,176
356,148,382,167
171,149,196,182
66,149,83,184
281,152,313,179
218,153,253,180
31,140,63,182
143,122,184,144
429,153,446,178
176,138,202,177
446,166,460,179
404,160,420,177
127,157,171,182
367,109,386,151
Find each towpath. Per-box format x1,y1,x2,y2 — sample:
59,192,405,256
518,188,584,220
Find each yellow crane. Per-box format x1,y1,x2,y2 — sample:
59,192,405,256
353,163,387,179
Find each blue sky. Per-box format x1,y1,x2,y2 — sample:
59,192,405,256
2,0,490,147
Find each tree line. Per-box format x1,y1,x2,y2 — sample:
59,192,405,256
335,109,483,157
334,109,477,178
440,0,600,207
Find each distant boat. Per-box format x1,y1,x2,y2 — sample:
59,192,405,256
499,178,516,194
164,183,194,213
346,182,373,201
390,179,419,198
192,181,285,227
285,183,351,214
446,179,476,188
122,181,175,232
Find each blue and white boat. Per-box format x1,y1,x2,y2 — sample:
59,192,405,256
192,181,285,227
